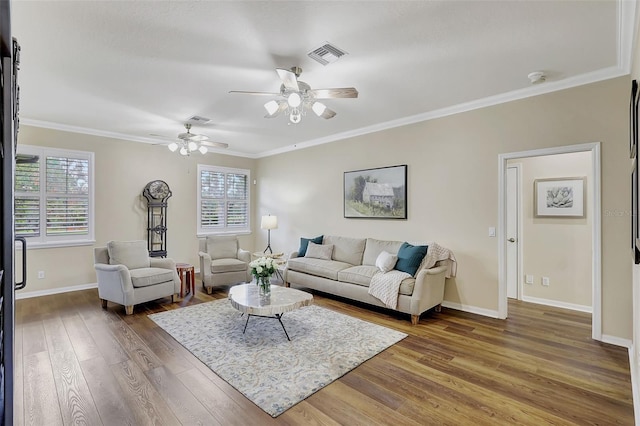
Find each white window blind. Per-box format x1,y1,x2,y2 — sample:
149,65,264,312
15,146,94,247
198,165,250,235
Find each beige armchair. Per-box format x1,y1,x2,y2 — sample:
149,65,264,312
94,240,181,315
198,235,251,294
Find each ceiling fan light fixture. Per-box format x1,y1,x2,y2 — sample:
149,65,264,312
179,146,188,156
198,145,208,155
312,101,327,117
264,100,279,116
167,142,178,152
289,108,302,124
188,141,198,151
287,92,302,108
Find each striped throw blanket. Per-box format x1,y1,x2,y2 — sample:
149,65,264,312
368,270,411,309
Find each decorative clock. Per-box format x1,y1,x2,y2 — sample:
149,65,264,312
142,180,172,257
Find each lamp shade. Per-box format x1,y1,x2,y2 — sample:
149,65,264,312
261,215,278,230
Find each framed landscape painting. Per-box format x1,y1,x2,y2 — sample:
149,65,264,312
534,177,586,218
344,165,407,219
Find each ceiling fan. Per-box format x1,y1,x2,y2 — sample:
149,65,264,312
155,123,228,155
230,66,358,124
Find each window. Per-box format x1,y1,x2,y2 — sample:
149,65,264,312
197,164,250,235
15,145,94,247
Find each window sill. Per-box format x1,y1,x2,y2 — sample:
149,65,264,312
15,239,96,250
197,230,252,238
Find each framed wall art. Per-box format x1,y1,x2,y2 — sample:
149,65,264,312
344,164,407,219
534,177,586,218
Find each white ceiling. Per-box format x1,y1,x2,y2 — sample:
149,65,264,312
10,0,635,158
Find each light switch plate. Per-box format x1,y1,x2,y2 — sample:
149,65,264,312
525,275,533,284
488,227,496,237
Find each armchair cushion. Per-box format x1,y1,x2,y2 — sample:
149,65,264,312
206,235,239,259
130,268,176,288
107,240,150,270
211,258,247,274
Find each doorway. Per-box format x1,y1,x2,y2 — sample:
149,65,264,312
506,165,521,299
498,142,602,340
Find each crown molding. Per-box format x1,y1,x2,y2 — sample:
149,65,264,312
258,67,627,158
19,119,258,159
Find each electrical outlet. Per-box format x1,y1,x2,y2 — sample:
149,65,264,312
525,275,533,284
542,277,550,286
38,271,45,279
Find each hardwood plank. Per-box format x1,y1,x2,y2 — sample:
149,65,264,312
146,365,221,425
62,312,101,361
13,324,24,423
23,351,63,426
48,350,102,425
110,359,180,425
14,289,635,425
80,356,142,426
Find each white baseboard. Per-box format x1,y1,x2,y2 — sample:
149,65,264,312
600,334,632,349
521,295,592,313
16,283,98,300
441,301,500,318
630,346,640,426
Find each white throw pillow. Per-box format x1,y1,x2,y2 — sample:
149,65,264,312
375,251,398,273
305,242,334,260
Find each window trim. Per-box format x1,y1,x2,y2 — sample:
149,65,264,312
15,145,95,249
197,164,251,237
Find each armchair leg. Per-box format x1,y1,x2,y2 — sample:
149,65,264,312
205,286,213,295
171,293,178,302
125,305,134,315
411,315,419,325
100,299,108,310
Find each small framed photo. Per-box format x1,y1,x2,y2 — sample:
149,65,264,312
534,177,586,218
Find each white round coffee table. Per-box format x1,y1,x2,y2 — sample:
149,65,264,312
228,283,313,340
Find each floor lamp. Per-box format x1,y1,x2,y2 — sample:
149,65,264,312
261,215,278,254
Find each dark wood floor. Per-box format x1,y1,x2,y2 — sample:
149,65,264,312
14,282,634,425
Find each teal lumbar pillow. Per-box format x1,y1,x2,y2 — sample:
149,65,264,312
395,242,428,276
298,235,324,257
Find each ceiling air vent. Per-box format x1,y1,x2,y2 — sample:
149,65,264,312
187,115,212,124
308,43,348,66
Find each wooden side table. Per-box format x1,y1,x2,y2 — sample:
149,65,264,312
176,262,195,298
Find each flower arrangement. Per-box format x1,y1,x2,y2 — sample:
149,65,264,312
249,256,277,280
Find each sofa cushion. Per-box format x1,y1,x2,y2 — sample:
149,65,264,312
395,242,428,276
287,257,352,280
376,251,398,272
129,267,174,288
207,235,238,259
399,277,415,296
305,242,333,260
338,265,378,287
362,238,404,266
211,258,247,273
298,235,323,257
323,236,366,266
107,240,150,270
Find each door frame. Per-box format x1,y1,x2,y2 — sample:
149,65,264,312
498,142,601,340
506,163,523,300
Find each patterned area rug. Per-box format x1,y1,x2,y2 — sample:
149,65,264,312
148,299,407,417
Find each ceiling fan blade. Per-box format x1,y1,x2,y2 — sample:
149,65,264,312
319,107,337,119
229,90,281,96
178,132,208,142
276,68,299,92
309,87,359,99
201,141,229,149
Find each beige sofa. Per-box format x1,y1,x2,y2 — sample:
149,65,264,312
285,236,451,325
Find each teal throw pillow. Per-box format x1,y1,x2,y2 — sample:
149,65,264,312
298,235,323,257
395,242,428,276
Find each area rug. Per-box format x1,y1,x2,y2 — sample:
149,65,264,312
148,299,407,417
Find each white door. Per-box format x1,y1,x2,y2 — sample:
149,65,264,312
506,166,519,299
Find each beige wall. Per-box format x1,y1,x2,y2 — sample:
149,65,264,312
257,77,630,339
16,126,257,294
16,77,631,340
509,152,593,308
